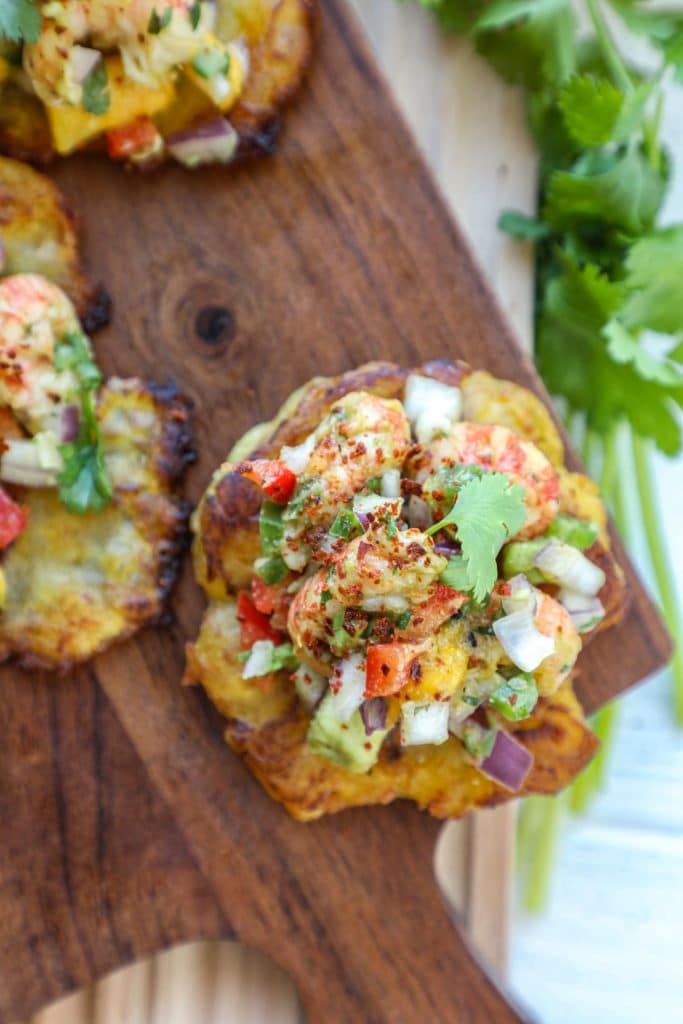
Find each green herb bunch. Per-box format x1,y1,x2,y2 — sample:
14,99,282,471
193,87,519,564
411,0,683,907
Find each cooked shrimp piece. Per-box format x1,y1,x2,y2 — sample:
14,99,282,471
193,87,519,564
281,390,411,568
287,524,447,669
24,0,216,105
0,273,87,434
411,421,559,539
531,589,582,694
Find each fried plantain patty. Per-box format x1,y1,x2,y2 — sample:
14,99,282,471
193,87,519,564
0,0,317,168
187,361,625,821
0,378,194,672
0,155,110,331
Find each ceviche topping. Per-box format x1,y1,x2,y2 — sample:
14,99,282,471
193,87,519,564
233,375,606,787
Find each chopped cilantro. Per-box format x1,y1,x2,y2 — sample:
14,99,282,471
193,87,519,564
395,610,412,630
82,60,110,116
365,476,382,494
148,6,172,34
189,1,202,30
428,471,526,603
320,589,333,606
54,333,111,515
385,515,398,538
0,0,40,42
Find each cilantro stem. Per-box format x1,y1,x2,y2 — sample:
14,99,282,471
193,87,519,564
518,791,567,914
585,0,633,95
632,433,683,723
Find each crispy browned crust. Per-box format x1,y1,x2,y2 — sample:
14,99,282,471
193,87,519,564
0,378,194,673
0,0,317,168
0,155,110,330
189,360,626,820
0,82,53,166
231,0,319,159
233,686,599,821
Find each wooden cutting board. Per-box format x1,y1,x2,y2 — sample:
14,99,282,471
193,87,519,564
0,2,671,1022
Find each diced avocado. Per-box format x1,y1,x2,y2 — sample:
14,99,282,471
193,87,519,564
307,693,388,774
500,539,546,581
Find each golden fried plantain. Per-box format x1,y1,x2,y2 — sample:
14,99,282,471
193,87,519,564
0,156,109,331
188,361,626,821
0,0,317,168
0,378,194,672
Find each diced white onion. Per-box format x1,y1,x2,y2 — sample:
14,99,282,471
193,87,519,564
353,493,400,517
380,468,401,498
326,651,367,722
280,432,316,474
493,609,555,672
242,640,276,679
558,588,606,634
406,495,433,530
361,594,411,614
400,700,450,746
292,664,327,708
501,574,536,615
70,46,101,83
0,433,63,487
403,375,462,445
533,539,606,596
448,672,504,730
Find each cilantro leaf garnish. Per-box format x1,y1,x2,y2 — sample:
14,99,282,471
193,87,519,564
82,59,110,116
54,333,112,515
0,0,40,42
427,470,526,603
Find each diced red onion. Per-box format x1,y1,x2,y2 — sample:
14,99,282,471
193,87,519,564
406,495,433,530
533,538,606,597
356,511,370,530
327,651,366,722
400,700,450,746
558,588,606,633
59,404,80,443
493,608,555,671
71,46,101,84
167,118,238,168
360,698,387,735
434,537,458,556
479,729,534,791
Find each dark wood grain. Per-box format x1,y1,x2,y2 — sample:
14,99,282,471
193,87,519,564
0,1,670,1021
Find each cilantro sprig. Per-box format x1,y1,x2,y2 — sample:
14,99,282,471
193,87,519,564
426,467,526,603
0,0,40,42
54,332,112,514
412,0,683,726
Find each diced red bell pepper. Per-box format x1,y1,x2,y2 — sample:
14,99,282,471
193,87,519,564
235,459,297,504
365,641,422,697
251,574,278,615
236,591,282,649
106,116,159,161
0,488,27,549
